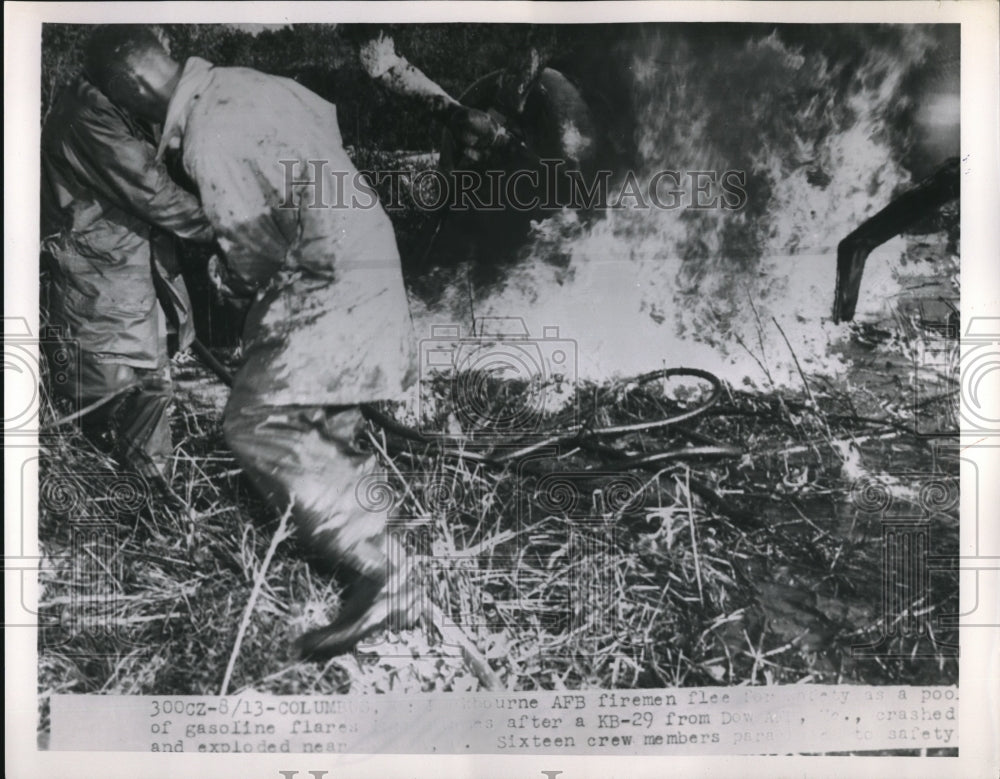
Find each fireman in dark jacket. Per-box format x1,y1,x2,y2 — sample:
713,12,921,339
41,32,215,479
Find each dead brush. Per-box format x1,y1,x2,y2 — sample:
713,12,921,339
37,309,959,706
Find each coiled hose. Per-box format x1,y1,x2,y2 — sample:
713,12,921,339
360,367,743,468
187,340,741,469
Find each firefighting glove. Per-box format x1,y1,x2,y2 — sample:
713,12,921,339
447,105,519,165
207,254,252,311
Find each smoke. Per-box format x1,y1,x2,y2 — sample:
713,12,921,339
413,25,958,389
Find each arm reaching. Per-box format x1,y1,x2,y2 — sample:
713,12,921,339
357,33,514,160
358,33,460,116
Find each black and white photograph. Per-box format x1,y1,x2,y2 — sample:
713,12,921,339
5,2,999,776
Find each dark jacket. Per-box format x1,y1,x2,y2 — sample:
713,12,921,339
41,77,213,368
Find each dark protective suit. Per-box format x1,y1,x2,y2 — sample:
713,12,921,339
157,58,419,655
41,77,214,474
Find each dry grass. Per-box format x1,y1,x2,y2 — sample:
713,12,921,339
37,212,961,753
37,317,959,727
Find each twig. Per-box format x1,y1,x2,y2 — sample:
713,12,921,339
612,466,676,523
426,602,503,691
458,529,517,557
49,382,142,428
759,430,901,458
771,316,817,409
732,331,773,388
746,292,775,387
684,469,704,605
365,430,427,516
309,657,341,693
220,500,294,696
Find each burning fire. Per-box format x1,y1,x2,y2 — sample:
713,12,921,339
413,25,958,390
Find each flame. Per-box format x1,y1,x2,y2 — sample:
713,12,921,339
414,26,957,389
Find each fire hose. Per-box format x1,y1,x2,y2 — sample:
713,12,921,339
358,367,742,467
186,337,742,468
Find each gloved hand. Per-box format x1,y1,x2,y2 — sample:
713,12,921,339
207,254,252,310
447,104,516,165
